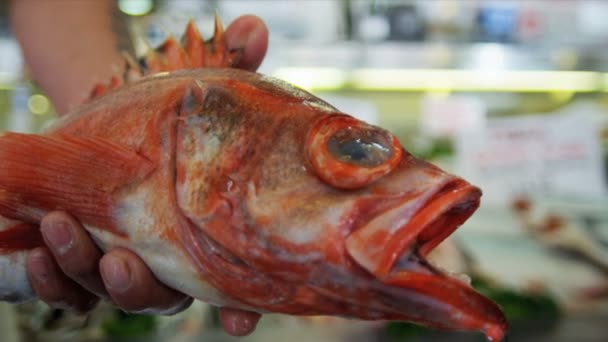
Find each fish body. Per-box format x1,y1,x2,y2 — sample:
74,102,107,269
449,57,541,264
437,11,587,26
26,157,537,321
0,19,507,341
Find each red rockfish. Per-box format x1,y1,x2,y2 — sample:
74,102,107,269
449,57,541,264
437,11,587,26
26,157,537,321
0,18,507,341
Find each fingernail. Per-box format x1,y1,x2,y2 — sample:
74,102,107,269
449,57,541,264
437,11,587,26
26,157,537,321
42,221,73,255
102,255,132,293
29,250,50,282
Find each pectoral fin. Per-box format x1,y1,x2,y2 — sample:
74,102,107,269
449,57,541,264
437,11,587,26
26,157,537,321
0,133,154,233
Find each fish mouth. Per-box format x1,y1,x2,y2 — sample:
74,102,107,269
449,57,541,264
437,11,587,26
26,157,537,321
408,179,482,258
345,178,507,340
345,178,482,276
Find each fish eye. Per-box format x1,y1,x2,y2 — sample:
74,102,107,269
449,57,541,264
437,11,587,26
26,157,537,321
307,115,403,189
327,127,394,168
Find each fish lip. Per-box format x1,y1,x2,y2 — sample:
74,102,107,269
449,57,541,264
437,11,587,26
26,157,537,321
414,179,482,258
345,177,481,278
393,178,481,270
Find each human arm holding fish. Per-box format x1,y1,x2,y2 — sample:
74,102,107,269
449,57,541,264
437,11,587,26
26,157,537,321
8,0,267,335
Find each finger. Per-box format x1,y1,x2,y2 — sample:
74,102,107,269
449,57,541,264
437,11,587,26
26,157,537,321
40,211,107,298
100,248,193,314
219,307,261,336
27,247,98,313
225,15,269,71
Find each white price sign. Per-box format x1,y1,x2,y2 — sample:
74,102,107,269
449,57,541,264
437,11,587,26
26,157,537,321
456,112,607,206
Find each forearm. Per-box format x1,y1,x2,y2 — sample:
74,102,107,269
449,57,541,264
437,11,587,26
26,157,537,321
9,0,133,114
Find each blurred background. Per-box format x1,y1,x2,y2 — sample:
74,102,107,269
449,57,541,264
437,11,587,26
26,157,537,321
0,0,607,341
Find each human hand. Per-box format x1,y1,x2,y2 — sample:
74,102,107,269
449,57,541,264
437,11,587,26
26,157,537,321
25,14,268,337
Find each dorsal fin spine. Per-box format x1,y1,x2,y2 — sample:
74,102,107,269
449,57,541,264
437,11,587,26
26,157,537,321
89,15,239,100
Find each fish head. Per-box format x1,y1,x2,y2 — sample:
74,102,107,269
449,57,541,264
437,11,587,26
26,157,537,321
175,69,506,341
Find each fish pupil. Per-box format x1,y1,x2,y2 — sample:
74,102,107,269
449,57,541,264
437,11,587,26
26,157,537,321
327,127,393,167
342,139,367,161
